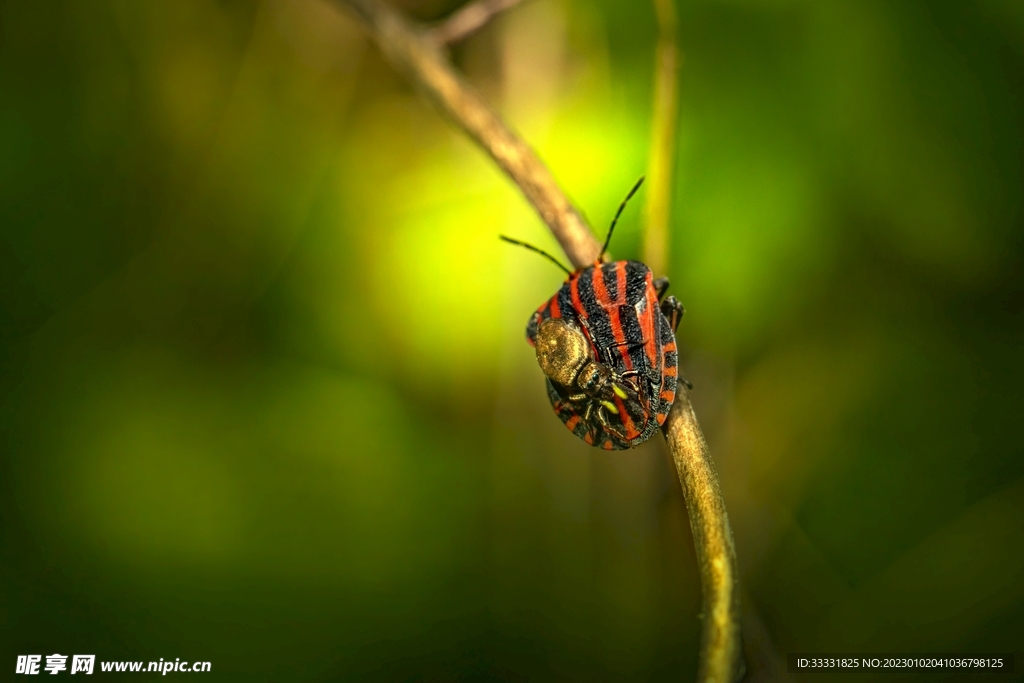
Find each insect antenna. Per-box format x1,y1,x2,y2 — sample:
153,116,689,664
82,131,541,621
600,176,645,259
499,235,573,276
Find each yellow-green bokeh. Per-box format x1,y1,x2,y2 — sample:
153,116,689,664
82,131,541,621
2,0,1022,681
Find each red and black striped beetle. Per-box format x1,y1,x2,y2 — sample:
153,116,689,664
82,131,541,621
502,178,687,450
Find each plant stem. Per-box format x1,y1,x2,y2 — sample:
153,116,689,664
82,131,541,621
644,1,743,680
331,0,599,269
327,1,742,679
428,0,525,45
662,386,743,682
642,0,680,276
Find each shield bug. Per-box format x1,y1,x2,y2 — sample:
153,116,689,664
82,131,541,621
501,177,687,450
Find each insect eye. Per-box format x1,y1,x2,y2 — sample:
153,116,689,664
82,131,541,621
577,364,598,391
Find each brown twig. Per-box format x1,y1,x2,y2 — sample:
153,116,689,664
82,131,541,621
331,0,599,268
326,0,741,679
428,0,524,45
662,388,743,683
643,2,743,681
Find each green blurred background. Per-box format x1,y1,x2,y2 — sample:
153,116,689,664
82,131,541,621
2,0,1022,680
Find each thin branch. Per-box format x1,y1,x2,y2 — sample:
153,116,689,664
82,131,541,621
643,1,744,680
428,0,524,45
330,0,599,269
326,1,741,680
642,0,680,275
662,388,743,683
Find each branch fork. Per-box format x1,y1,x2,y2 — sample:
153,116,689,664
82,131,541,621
427,0,524,45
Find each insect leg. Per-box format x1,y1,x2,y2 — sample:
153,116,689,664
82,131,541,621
596,405,627,440
652,276,670,301
617,370,643,394
660,295,684,333
602,340,647,366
